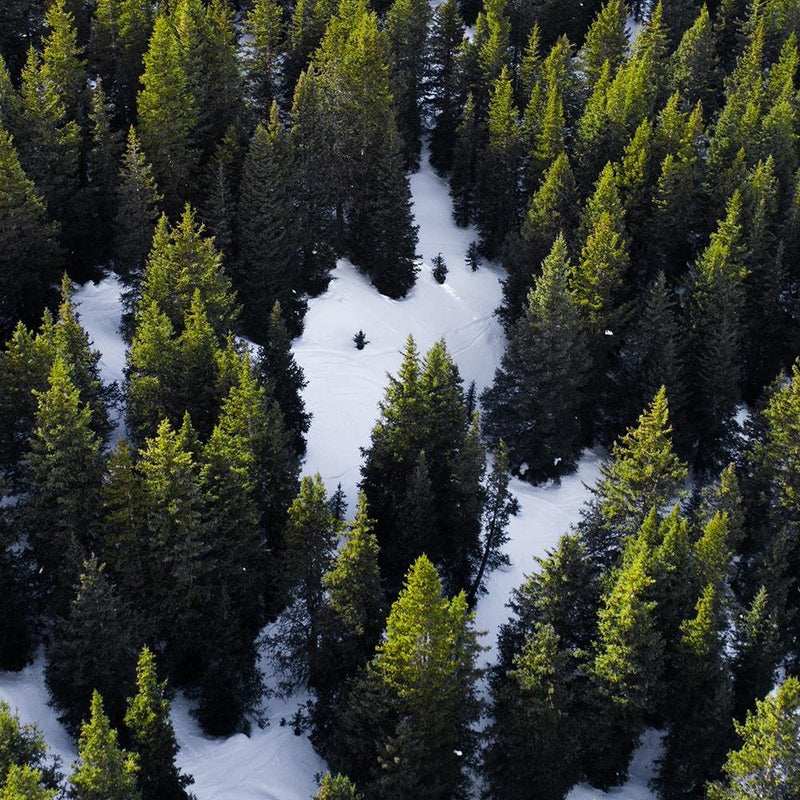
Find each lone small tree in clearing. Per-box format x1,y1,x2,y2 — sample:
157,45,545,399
432,253,448,283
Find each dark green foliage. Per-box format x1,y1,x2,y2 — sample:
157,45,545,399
21,356,105,613
654,583,733,800
125,647,193,800
0,127,61,336
585,544,664,788
500,152,578,328
580,387,688,569
45,558,138,736
686,191,747,473
707,676,800,800
268,474,339,690
255,302,310,457
615,272,687,447
475,67,522,258
428,0,465,172
0,498,35,670
360,336,486,595
0,701,59,790
486,623,579,800
731,586,780,723
483,235,589,482
243,0,284,122
236,108,306,339
115,127,162,287
353,331,368,350
431,253,448,284
468,440,519,604
466,241,480,271
386,0,432,169
0,280,112,482
68,691,140,800
331,556,481,799
449,93,480,227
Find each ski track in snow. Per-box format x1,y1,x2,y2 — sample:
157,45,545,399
0,150,658,799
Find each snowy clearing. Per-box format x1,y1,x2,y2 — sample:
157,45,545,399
0,151,659,799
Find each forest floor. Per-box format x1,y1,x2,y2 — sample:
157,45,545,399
0,150,659,799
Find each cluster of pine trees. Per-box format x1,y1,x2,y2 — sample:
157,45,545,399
3,0,800,797
473,0,800,482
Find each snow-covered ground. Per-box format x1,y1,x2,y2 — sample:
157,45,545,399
0,151,659,799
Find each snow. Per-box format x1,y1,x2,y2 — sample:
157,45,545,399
0,150,662,798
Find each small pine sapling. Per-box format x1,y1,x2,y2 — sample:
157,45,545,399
467,242,480,271
353,330,369,350
432,253,448,283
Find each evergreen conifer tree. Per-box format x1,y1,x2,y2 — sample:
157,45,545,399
22,357,104,612
686,191,747,472
236,106,305,339
333,556,481,799
124,647,193,800
428,0,465,172
386,0,432,169
243,0,284,122
580,387,687,568
68,692,140,800
707,676,800,800
500,152,578,327
483,235,589,482
0,127,62,335
45,558,138,735
449,93,480,226
115,127,162,287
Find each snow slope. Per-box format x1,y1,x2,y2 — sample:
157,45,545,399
0,152,659,799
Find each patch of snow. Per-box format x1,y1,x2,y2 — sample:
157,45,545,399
626,15,644,44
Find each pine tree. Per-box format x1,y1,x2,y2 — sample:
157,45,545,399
0,126,62,336
580,387,688,568
270,475,339,689
428,0,465,172
449,92,480,227
500,152,578,327
386,0,431,169
731,586,780,723
236,106,305,339
314,773,362,800
475,67,521,258
22,357,104,612
0,701,57,788
137,12,197,215
124,647,193,800
334,556,481,799
255,302,310,456
586,546,664,788
655,583,733,800
87,81,123,255
615,272,688,450
686,191,747,472
483,234,589,482
199,126,238,261
669,4,720,112
68,692,140,800
45,558,138,735
16,46,81,252
707,676,800,800
115,127,162,286
580,0,629,87
40,0,86,128
137,206,238,338
468,440,519,604
1,765,56,800
243,0,284,122
360,336,484,595
485,623,578,800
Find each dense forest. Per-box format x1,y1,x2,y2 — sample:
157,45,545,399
2,0,800,797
